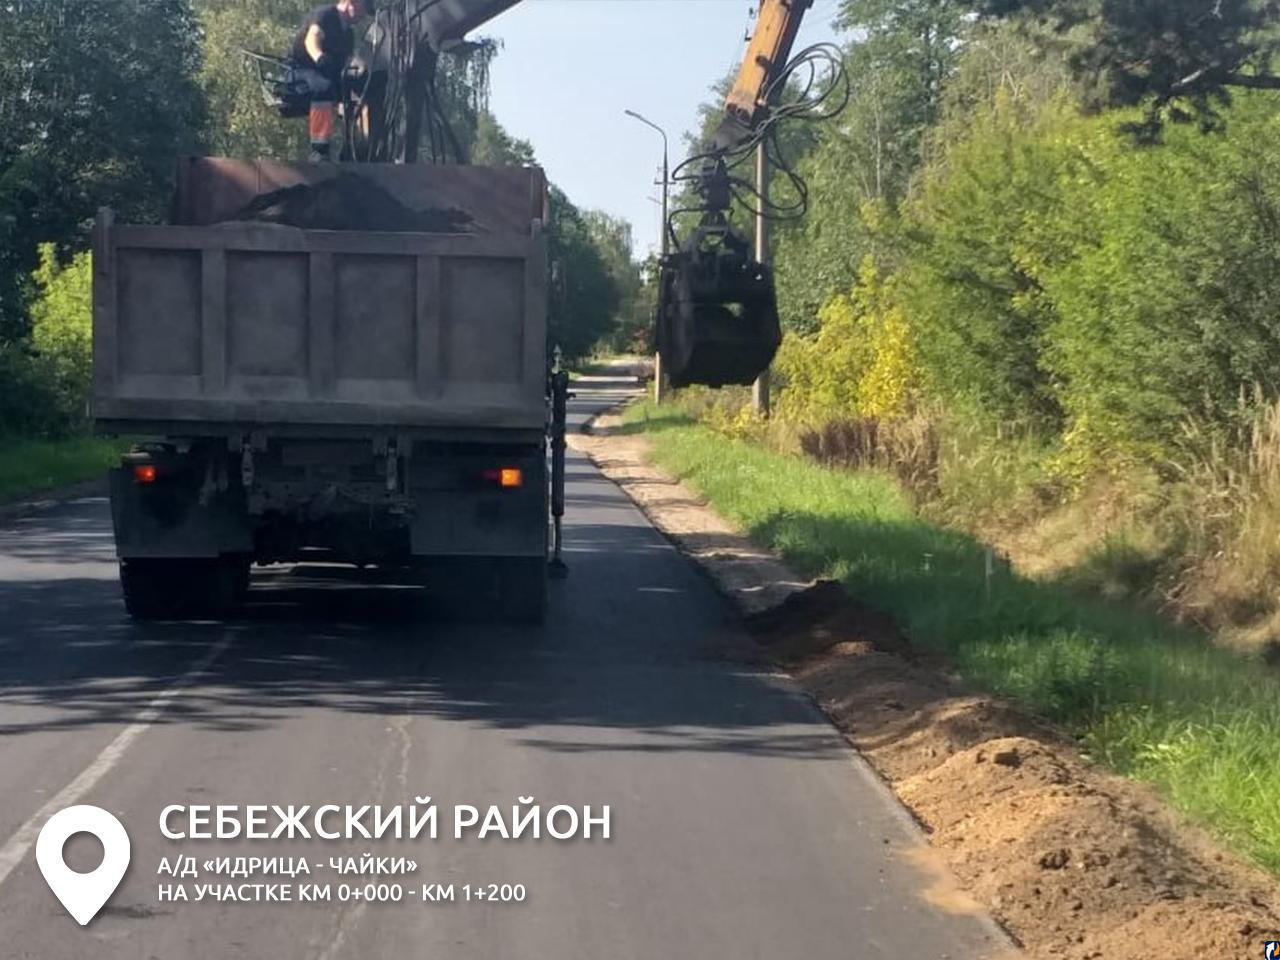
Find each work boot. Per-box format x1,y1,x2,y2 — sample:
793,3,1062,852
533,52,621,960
308,102,336,164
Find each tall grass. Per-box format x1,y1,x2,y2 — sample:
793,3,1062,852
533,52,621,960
624,401,1280,875
0,435,122,503
1168,398,1280,640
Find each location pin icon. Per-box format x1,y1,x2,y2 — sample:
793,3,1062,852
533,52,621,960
36,805,130,925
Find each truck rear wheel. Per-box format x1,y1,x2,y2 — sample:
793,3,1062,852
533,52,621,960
495,558,548,625
120,560,179,620
229,557,251,601
423,557,548,625
120,558,243,621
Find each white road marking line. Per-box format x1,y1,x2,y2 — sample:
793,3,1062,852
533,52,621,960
0,632,233,888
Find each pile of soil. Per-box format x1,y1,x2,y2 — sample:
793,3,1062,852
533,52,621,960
753,581,1280,959
233,175,472,233
573,414,1280,960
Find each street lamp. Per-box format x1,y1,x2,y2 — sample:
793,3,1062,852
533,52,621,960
623,109,669,256
624,108,671,402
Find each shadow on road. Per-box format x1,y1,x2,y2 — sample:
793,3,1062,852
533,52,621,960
0,472,841,761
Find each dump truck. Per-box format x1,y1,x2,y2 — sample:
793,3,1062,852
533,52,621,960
93,158,564,623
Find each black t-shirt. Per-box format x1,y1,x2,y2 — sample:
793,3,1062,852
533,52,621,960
290,5,354,79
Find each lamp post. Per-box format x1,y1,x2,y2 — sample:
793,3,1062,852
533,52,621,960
624,108,670,403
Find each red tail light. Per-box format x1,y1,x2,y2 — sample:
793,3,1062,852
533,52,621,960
482,467,523,488
133,464,158,484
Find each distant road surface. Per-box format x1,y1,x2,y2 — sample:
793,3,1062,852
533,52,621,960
0,375,1007,959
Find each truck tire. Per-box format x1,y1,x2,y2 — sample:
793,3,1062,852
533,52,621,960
120,559,179,620
495,558,548,626
120,558,242,621
229,556,251,601
198,558,239,618
423,558,548,625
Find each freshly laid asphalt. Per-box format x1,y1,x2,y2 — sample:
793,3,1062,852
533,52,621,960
0,378,1009,959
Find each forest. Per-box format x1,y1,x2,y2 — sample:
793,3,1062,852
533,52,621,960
622,0,1280,876
663,0,1280,645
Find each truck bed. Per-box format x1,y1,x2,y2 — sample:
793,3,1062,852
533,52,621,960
92,162,549,434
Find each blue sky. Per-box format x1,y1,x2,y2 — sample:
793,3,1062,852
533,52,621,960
482,0,844,256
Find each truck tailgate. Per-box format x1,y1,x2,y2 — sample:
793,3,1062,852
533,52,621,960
92,166,548,433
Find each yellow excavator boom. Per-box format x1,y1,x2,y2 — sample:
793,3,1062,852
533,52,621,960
723,0,815,133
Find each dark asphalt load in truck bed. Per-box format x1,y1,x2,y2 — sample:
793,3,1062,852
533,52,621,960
233,173,474,233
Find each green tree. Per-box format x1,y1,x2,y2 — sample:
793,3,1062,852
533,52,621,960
837,0,970,148
883,60,1280,460
1037,93,1280,459
431,39,500,162
772,45,921,332
584,212,649,355
546,190,621,360
773,3,968,332
469,111,536,166
28,245,93,433
896,89,1085,426
0,0,206,341
926,19,1074,153
978,0,1280,137
608,254,660,355
196,0,307,158
0,245,93,438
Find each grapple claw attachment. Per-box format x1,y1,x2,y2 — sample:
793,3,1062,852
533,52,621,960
657,228,782,389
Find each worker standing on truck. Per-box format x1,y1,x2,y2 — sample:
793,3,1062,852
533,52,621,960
289,0,372,161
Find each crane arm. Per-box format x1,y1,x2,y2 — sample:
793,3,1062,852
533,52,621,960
715,0,814,151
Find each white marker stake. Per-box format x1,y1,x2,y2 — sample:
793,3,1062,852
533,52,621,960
36,805,130,925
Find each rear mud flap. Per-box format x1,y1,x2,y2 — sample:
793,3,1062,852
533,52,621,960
110,468,251,559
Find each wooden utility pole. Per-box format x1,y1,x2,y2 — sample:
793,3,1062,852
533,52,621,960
752,141,771,417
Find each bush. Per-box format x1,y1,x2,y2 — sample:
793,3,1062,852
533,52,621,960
0,245,94,439
1037,94,1280,462
895,90,1084,430
30,245,93,426
897,88,1280,466
0,345,67,437
775,258,920,427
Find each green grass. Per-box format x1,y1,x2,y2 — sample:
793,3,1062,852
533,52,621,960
0,435,124,504
624,401,1280,875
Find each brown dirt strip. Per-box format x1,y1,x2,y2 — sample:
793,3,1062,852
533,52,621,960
570,415,1280,960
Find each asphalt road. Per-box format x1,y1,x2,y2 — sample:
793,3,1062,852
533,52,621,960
0,378,1008,959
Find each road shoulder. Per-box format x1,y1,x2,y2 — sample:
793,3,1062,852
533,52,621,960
0,478,106,524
